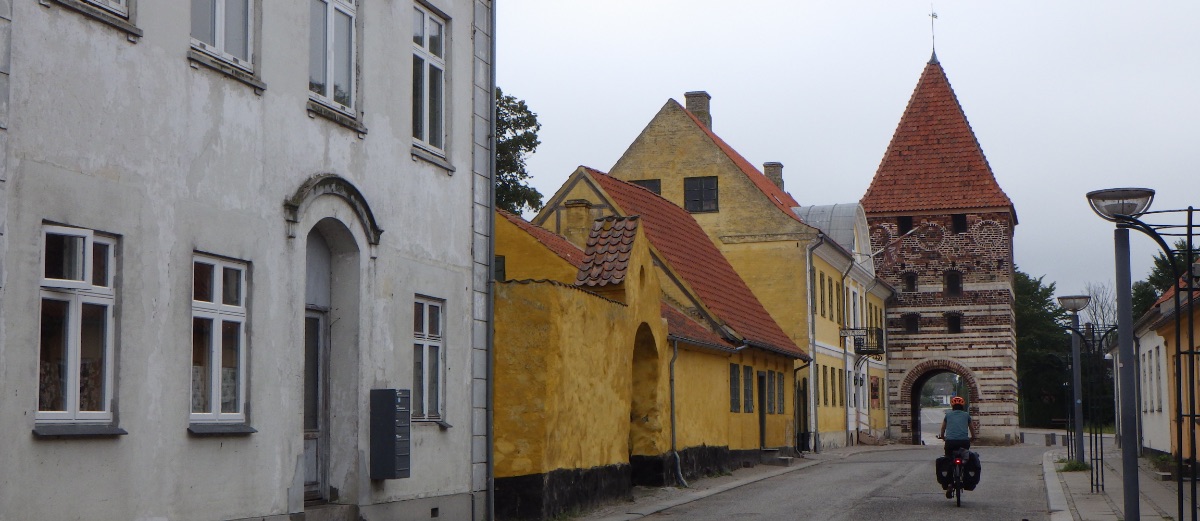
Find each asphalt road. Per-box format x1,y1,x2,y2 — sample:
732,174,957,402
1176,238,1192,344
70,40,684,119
639,444,1051,521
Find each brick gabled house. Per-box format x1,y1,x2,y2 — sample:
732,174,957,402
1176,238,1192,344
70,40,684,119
862,53,1019,444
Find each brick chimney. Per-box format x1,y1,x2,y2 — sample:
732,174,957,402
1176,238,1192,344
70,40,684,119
763,162,784,190
685,91,711,129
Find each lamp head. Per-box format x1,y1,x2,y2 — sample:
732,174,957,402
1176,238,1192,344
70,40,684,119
1057,295,1091,312
1086,188,1154,222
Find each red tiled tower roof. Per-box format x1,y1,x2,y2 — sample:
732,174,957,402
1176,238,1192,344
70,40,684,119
861,57,1016,220
584,167,808,359
675,101,805,224
576,216,639,288
497,209,585,268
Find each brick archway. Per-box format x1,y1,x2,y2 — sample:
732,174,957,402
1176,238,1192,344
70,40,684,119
900,359,980,403
899,359,980,445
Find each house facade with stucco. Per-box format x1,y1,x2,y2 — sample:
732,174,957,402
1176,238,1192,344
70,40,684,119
0,1,494,520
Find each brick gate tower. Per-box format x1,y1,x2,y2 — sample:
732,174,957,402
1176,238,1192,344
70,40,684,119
861,53,1018,444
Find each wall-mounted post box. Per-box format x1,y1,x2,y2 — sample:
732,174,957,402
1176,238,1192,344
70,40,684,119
370,389,411,479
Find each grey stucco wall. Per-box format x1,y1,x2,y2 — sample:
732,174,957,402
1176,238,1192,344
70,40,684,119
0,1,490,520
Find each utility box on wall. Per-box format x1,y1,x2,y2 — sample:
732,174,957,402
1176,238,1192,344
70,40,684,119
370,389,411,479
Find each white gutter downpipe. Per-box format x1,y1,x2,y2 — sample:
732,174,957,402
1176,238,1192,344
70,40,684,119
804,233,825,453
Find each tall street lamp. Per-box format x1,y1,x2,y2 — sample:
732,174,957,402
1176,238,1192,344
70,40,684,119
1086,187,1155,521
1088,189,1198,521
1058,294,1091,465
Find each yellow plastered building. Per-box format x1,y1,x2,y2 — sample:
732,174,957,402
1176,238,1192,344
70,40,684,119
605,92,893,450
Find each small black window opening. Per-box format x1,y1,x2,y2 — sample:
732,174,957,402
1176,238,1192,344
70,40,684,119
897,216,914,235
684,176,719,213
904,314,919,333
946,313,963,334
945,271,963,296
493,255,506,281
903,273,917,292
729,364,740,413
952,214,968,234
631,179,662,195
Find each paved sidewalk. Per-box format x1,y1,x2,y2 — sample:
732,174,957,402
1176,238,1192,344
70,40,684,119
1044,440,1190,520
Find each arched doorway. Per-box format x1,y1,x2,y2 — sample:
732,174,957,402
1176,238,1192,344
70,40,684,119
900,360,979,446
303,219,361,502
628,323,660,485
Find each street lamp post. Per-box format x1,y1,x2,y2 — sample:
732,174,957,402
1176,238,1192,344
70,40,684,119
1086,188,1155,521
1059,295,1091,465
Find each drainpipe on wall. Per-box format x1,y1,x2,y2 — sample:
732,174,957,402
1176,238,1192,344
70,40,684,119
839,262,854,447
669,339,689,488
805,233,825,453
485,6,497,519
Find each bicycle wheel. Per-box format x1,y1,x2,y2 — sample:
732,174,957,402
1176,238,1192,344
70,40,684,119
955,485,961,507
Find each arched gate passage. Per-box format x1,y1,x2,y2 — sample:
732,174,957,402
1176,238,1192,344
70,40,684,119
899,359,980,446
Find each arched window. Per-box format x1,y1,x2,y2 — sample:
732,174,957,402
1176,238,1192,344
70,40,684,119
944,271,963,297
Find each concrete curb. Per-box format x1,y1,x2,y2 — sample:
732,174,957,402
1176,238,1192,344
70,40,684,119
1042,450,1074,521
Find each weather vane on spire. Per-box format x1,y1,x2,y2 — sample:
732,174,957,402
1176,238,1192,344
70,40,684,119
928,5,939,64
929,5,938,52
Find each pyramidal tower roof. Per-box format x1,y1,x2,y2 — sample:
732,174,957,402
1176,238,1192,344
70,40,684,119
861,57,1015,221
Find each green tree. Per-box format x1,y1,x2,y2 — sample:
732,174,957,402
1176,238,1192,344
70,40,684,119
1014,267,1070,428
495,87,543,213
1132,239,1197,319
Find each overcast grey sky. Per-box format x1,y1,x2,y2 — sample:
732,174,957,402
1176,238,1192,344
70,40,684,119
496,1,1199,300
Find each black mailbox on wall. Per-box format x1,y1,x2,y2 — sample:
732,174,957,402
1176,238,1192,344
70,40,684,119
370,388,411,479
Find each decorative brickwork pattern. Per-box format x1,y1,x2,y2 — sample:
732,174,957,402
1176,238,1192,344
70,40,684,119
864,58,1019,444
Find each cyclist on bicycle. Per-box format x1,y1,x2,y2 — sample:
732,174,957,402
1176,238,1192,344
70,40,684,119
939,396,976,498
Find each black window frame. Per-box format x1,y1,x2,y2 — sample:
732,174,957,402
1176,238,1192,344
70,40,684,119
683,176,719,213
729,363,740,413
946,313,963,334
904,313,920,333
897,216,913,235
631,179,662,195
903,273,917,292
743,365,754,412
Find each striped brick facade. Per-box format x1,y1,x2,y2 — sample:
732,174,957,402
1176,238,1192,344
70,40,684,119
869,211,1018,443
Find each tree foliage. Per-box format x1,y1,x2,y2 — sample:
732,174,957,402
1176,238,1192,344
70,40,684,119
495,87,543,214
1132,239,1197,319
1015,267,1071,427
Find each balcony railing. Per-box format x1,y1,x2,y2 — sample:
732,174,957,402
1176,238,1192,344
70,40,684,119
840,327,885,356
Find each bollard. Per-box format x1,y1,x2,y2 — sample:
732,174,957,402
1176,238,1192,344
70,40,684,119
1020,432,1026,444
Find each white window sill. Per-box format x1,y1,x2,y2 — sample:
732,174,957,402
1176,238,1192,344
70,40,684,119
411,145,454,174
188,50,265,94
307,99,367,135
43,0,142,40
33,423,127,438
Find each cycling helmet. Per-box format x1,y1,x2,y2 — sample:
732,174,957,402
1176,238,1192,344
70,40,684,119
950,396,966,406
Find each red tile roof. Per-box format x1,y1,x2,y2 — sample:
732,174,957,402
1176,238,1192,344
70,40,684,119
576,216,639,287
1152,260,1200,307
661,302,737,350
675,101,805,224
497,209,585,269
583,167,808,359
861,58,1016,220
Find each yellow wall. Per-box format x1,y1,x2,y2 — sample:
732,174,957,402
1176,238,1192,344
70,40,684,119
814,353,847,433
494,214,580,283
671,348,795,451
605,102,818,351
1159,304,1200,458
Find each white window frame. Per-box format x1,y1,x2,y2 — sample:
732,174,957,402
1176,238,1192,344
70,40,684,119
412,296,445,421
412,3,447,152
310,0,357,114
190,255,249,424
190,0,254,72
85,0,128,17
37,228,116,424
